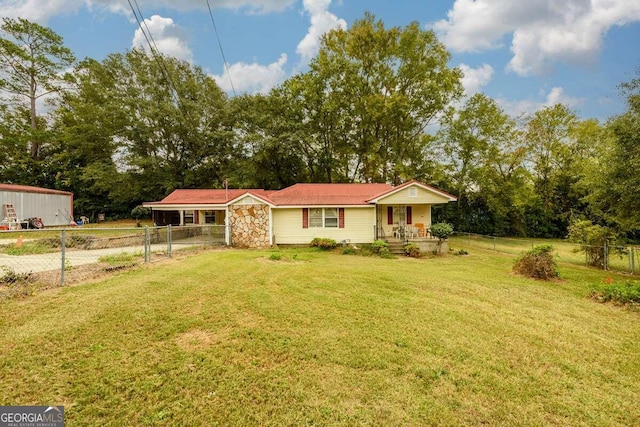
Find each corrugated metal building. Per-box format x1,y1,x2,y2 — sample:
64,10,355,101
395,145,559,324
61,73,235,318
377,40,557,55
1,184,73,227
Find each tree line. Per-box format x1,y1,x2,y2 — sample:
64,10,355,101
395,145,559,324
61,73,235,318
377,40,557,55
0,15,638,239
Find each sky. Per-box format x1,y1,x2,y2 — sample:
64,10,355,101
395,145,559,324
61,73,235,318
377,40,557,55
1,0,640,121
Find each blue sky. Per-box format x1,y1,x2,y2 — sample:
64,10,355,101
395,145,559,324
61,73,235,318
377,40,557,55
2,0,640,121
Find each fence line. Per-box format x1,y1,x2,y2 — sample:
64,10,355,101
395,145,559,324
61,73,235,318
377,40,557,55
0,225,226,295
451,231,640,276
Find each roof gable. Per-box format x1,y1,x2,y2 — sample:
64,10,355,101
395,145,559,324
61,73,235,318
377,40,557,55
368,180,457,203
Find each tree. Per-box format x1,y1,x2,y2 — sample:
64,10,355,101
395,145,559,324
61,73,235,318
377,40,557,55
438,94,532,235
585,71,640,232
523,104,582,237
281,13,462,183
0,17,75,160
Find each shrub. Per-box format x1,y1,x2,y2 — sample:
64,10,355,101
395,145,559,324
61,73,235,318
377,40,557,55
429,223,454,241
404,243,421,258
513,244,559,280
310,237,337,250
567,220,617,268
370,240,390,256
131,205,150,220
591,280,640,306
342,247,356,255
0,266,34,285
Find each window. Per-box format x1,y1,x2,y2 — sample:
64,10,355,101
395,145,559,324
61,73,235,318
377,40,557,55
303,208,345,228
324,208,338,228
309,208,323,228
204,210,216,224
408,187,417,197
184,210,194,224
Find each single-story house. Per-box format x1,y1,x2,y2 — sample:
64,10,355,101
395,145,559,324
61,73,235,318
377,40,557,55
143,180,456,249
1,183,74,227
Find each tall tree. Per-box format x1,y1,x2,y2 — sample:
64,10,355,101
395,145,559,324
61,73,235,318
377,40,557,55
54,50,235,210
284,13,462,183
585,72,640,232
0,17,74,161
523,104,582,236
438,94,532,235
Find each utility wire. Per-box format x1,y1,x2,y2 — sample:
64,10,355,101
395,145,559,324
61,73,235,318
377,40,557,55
127,0,193,124
205,0,237,97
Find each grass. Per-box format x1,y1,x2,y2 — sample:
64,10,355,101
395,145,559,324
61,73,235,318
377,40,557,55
98,251,144,265
1,246,639,425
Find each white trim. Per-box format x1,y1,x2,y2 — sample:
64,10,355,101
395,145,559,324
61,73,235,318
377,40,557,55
268,206,273,246
368,182,456,203
273,204,373,209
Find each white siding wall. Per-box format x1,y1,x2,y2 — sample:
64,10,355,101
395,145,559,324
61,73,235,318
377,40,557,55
1,191,73,226
379,186,451,205
272,207,376,244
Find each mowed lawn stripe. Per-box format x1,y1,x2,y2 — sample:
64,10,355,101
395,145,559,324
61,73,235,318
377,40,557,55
1,247,639,426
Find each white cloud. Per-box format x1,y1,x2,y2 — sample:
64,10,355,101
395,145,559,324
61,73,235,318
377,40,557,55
433,0,640,76
0,0,297,23
459,63,494,96
132,15,193,63
212,53,288,94
296,0,347,63
496,86,583,117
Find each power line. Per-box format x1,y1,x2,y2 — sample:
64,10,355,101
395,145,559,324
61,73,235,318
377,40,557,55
127,0,193,124
205,0,236,97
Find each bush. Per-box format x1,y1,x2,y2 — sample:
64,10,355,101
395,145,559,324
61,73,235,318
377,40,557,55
429,223,454,241
404,243,421,258
310,237,337,250
342,247,356,255
513,244,559,280
131,205,150,220
370,239,390,256
591,281,640,306
567,220,617,268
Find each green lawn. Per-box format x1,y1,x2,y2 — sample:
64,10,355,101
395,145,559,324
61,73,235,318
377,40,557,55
1,246,639,426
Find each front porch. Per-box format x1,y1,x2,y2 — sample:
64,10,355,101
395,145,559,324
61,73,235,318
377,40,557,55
385,237,447,255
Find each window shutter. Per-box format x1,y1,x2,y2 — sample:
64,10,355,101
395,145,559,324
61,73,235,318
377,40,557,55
387,206,393,225
406,206,413,225
339,208,345,228
194,211,199,224
302,208,309,228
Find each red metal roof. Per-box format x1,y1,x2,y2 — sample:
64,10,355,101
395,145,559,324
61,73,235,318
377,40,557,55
269,183,392,206
147,189,273,205
145,181,455,206
0,183,73,196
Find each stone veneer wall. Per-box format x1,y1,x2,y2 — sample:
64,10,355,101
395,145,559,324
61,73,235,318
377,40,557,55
228,204,270,248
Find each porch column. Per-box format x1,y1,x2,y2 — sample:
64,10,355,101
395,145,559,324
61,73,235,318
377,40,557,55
179,210,184,226
224,207,230,245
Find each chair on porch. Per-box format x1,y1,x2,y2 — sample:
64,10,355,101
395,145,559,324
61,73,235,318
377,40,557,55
415,223,426,238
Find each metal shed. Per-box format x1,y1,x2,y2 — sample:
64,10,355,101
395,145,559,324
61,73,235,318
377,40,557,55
1,184,73,227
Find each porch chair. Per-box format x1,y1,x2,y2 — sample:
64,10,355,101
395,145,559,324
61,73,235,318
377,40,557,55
80,216,89,224
415,223,426,238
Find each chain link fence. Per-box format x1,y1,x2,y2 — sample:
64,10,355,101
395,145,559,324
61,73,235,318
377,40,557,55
450,231,640,275
0,225,226,298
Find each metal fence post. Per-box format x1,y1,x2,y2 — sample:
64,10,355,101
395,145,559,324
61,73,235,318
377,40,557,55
61,229,66,286
144,226,150,263
167,224,172,258
604,240,609,270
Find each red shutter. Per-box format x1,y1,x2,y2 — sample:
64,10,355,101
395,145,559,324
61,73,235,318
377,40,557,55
387,206,393,225
339,208,345,228
406,206,413,225
194,211,199,224
302,208,309,228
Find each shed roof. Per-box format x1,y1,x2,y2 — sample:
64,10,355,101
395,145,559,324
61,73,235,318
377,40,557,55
0,183,73,196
